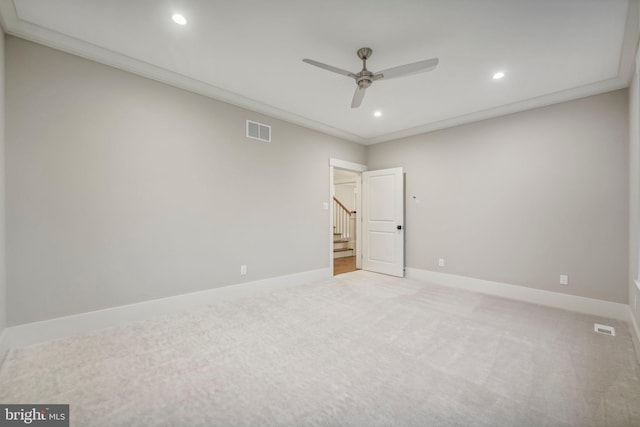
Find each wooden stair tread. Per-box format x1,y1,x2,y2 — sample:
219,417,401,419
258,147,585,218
333,238,349,243
334,247,353,252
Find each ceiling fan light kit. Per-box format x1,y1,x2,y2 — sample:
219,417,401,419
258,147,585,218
303,47,439,108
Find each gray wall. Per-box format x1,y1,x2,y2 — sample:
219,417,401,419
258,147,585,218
334,183,356,212
368,90,629,303
0,31,5,334
4,34,632,326
6,36,365,325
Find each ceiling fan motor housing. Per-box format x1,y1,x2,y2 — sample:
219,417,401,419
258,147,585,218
356,72,373,88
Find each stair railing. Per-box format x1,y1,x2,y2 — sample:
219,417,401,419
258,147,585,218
333,197,355,239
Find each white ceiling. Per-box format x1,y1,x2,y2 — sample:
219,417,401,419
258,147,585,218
0,0,637,145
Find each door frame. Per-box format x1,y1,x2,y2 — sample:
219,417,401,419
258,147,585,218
329,158,368,275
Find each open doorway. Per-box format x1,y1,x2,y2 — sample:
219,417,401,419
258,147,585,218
329,159,405,278
333,168,360,275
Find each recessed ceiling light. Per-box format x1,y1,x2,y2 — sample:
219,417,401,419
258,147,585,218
374,111,382,117
493,71,505,80
172,14,187,25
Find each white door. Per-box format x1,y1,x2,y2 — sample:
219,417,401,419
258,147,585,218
362,167,404,277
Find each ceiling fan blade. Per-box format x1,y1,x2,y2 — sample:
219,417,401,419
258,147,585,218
303,59,356,78
351,86,367,108
376,58,439,80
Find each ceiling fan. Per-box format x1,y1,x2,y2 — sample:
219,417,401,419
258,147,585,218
303,47,439,108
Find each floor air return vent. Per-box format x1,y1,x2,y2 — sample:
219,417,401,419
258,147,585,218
594,323,615,336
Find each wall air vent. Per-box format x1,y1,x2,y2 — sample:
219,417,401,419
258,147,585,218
246,120,271,143
594,323,615,336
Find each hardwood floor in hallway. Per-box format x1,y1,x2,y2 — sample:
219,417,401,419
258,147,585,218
333,256,356,275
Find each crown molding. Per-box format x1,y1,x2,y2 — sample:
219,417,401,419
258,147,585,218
0,0,365,144
366,77,629,145
0,0,637,146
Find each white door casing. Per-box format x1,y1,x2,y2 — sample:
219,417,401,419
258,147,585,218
362,167,404,277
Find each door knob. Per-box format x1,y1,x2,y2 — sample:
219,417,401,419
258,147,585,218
397,225,402,230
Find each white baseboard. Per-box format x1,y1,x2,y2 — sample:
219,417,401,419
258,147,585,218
405,268,629,321
0,329,8,366
630,306,640,365
0,268,331,351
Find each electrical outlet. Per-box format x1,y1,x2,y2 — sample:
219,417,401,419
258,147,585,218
559,275,569,286
240,265,247,276
438,258,445,267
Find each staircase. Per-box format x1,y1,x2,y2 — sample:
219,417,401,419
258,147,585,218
333,235,353,258
333,196,355,258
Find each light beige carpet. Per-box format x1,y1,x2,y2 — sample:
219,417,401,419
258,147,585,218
1,270,639,426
